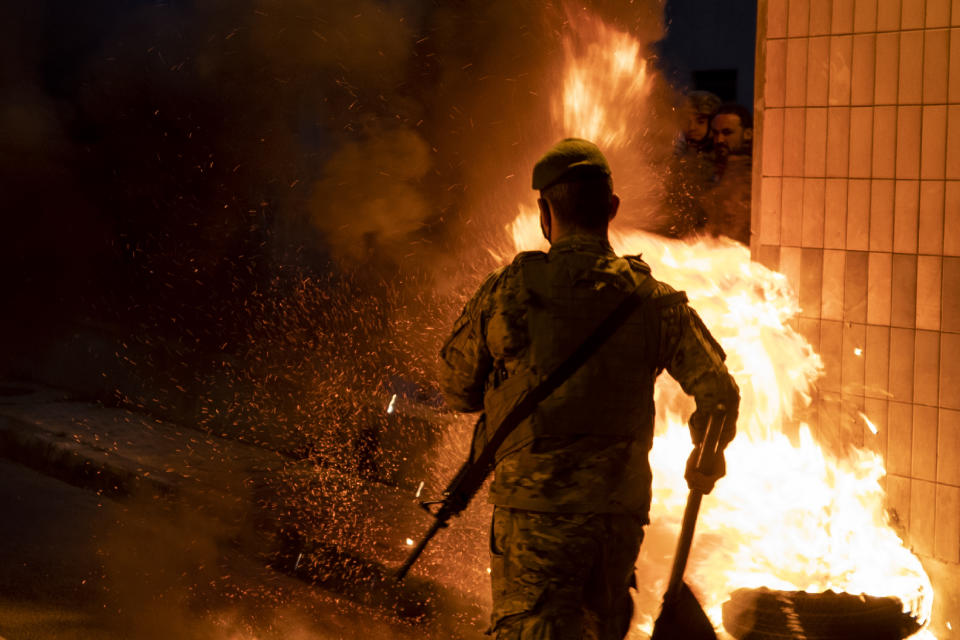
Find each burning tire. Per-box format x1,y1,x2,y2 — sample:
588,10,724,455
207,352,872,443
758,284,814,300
721,587,922,640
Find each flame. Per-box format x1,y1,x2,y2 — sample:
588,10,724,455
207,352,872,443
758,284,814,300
494,10,936,637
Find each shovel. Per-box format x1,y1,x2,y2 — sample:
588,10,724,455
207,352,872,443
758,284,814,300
650,412,726,640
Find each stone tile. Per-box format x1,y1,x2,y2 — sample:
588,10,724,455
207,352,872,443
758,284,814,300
760,177,782,245
824,179,848,248
810,0,834,35
821,320,844,392
945,182,960,255
803,179,826,247
784,108,807,176
786,39,810,107
891,253,918,328
765,39,787,109
833,0,856,32
782,177,804,246
851,33,876,105
921,106,947,181
946,107,960,180
902,0,926,29
864,324,890,398
872,106,897,179
822,249,846,320
842,322,866,394
910,479,936,556
874,32,899,105
801,248,824,315
918,181,945,255
789,0,812,36
914,330,940,406
847,179,871,249
799,317,822,352
853,0,877,31
939,408,960,485
893,180,919,254
781,246,803,296
916,256,942,330
898,30,924,105
877,0,902,31
829,35,854,105
934,483,960,563
804,109,828,177
806,36,831,106
768,0,788,38
896,106,922,180
762,108,785,177
844,249,868,321
912,404,938,481
758,245,781,272
954,0,960,25
889,327,916,402
888,401,914,476
927,0,951,27
867,251,892,325
951,29,960,104
923,29,949,104
940,332,960,411
849,107,873,178
942,257,960,332
826,108,851,177
870,179,895,251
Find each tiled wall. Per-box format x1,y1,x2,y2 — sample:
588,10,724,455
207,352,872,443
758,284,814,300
754,0,960,565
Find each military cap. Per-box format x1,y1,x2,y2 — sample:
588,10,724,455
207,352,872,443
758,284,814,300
531,138,611,191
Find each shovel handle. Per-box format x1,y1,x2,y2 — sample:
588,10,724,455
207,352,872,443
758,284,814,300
665,411,726,601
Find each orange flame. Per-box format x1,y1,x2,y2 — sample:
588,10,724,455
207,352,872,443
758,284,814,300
497,11,936,638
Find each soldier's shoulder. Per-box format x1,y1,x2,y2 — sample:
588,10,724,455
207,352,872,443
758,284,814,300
622,254,686,301
621,254,652,275
511,250,548,268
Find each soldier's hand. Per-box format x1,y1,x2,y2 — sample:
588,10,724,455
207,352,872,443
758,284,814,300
685,448,725,494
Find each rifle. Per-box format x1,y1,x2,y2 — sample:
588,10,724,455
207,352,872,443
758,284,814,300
393,416,486,581
394,272,676,581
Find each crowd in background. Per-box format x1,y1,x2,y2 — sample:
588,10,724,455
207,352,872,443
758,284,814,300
659,90,753,246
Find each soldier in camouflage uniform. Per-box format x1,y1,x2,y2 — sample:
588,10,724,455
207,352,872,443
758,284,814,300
439,138,739,640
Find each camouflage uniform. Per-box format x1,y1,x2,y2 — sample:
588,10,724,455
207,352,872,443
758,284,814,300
439,234,738,639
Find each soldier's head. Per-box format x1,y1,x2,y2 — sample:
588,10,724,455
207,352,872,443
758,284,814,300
532,138,620,243
683,90,721,147
711,104,753,157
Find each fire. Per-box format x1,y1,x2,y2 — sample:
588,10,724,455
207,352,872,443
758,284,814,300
494,10,936,638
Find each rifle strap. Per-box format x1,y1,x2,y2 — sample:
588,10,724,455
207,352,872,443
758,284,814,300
470,272,669,476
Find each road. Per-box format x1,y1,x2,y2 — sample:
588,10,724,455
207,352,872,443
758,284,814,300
0,458,446,640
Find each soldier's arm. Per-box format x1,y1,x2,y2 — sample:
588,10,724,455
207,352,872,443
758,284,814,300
438,270,502,412
659,300,740,447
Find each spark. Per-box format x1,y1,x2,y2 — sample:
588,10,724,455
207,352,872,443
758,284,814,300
854,347,863,356
859,412,878,434
415,480,424,499
405,538,414,547
386,393,397,414
294,552,303,571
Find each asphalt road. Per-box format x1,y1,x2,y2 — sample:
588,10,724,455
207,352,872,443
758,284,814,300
0,458,441,640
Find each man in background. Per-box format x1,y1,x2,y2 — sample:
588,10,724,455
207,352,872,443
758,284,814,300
659,90,722,238
699,103,753,245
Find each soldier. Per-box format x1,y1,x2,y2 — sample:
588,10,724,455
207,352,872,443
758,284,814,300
699,103,753,245
439,138,740,640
